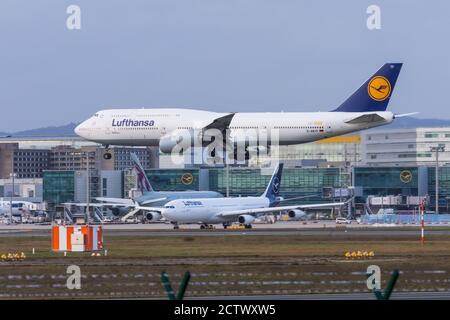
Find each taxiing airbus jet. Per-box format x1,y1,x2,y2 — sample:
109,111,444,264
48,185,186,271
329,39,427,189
139,163,346,229
75,63,411,159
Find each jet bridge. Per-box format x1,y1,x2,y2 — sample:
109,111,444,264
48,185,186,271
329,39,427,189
93,207,105,223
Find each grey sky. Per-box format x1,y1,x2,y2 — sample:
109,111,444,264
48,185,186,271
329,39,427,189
0,0,448,132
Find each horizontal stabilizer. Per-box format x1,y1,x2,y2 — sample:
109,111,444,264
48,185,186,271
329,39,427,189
95,197,135,206
345,113,386,124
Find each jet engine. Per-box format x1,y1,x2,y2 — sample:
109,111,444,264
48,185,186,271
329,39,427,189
246,145,268,153
146,212,161,222
287,209,306,220
238,214,255,224
159,130,194,154
111,207,130,216
232,143,270,161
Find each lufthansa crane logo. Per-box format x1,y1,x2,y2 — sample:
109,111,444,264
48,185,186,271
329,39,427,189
272,177,280,193
181,173,194,185
368,76,391,101
400,170,412,183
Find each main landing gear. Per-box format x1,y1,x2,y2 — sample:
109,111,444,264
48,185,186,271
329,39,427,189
222,223,252,229
172,222,179,230
103,145,112,160
200,224,214,230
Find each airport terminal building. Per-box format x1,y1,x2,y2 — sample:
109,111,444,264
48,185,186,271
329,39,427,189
2,127,450,214
362,127,450,166
38,164,448,214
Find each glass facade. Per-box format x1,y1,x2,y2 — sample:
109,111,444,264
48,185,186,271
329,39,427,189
123,169,136,197
428,167,450,210
43,171,75,205
39,165,450,212
276,142,360,164
209,167,342,202
113,147,150,171
145,169,200,191
353,167,419,198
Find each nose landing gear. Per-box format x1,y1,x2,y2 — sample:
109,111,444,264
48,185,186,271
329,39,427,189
103,145,112,160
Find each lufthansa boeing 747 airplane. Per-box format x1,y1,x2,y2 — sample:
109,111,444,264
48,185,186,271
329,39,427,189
75,63,410,159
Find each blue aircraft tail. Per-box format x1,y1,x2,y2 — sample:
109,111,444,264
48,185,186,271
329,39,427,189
262,163,283,205
332,63,402,112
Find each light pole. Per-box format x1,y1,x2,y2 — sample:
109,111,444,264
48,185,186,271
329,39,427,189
9,173,16,224
430,145,445,214
85,151,90,224
225,163,230,197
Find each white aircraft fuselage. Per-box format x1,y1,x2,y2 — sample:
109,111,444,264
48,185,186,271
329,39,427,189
75,63,404,150
75,108,394,147
162,196,271,224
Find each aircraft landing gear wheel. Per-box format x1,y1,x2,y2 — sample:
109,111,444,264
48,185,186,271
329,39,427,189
103,152,112,160
244,224,252,229
173,224,179,230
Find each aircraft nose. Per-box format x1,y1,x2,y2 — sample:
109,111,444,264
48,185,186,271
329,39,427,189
74,122,84,137
161,208,170,217
161,210,170,220
161,208,174,220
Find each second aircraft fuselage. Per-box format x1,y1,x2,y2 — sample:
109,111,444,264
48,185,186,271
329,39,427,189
75,108,394,147
161,196,271,224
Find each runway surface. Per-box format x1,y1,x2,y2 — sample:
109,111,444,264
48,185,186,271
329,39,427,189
187,291,450,300
0,221,450,237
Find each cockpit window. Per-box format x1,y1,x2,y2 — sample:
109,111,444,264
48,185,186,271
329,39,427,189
164,205,175,209
94,113,99,117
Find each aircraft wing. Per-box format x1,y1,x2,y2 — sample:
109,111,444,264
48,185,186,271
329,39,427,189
203,113,235,132
345,113,385,124
215,202,346,218
140,197,167,205
95,197,167,206
119,206,163,222
62,202,135,208
95,197,135,206
134,206,163,212
278,194,321,202
62,202,127,207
